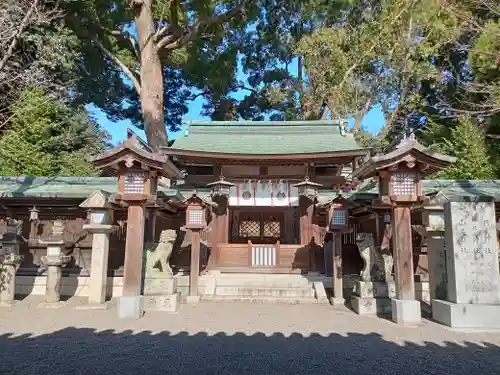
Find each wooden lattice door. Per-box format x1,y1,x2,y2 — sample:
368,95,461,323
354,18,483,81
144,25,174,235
232,210,284,244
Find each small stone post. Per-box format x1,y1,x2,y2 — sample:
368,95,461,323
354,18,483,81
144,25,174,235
424,204,447,305
79,190,117,308
0,220,24,306
39,220,71,307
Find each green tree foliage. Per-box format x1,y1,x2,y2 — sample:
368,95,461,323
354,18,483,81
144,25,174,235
0,87,109,176
60,0,354,146
422,117,495,180
296,0,463,137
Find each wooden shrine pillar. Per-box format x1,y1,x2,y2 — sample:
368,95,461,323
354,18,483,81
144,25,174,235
299,196,315,272
189,228,201,300
183,194,209,304
328,201,350,305
392,204,415,300
208,195,229,269
123,203,146,298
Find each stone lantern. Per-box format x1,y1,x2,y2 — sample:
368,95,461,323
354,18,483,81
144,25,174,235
79,190,117,307
92,136,182,319
182,193,210,304
39,220,72,306
0,219,24,306
352,135,455,325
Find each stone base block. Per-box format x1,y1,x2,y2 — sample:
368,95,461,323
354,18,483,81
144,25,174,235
432,300,500,329
144,278,177,295
351,296,391,315
144,293,180,312
0,300,19,307
75,303,110,310
118,296,144,319
330,297,345,306
206,270,221,276
186,295,201,304
37,301,66,309
354,281,396,298
391,299,421,325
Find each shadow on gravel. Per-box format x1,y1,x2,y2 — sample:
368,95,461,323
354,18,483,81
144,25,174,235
0,328,499,375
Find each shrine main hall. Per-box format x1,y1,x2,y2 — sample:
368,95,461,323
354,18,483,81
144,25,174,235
1,120,499,327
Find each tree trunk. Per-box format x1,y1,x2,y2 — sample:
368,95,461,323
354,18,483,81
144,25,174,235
133,0,167,149
353,115,362,132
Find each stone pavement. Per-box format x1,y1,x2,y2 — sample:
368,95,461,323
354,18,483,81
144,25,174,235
1,296,500,375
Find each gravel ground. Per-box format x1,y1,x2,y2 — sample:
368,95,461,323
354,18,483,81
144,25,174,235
1,296,500,375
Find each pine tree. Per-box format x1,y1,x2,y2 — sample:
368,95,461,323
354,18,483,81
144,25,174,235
433,118,495,180
0,87,108,176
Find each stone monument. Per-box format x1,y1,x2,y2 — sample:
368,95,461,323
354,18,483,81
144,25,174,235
433,199,500,328
351,232,395,315
143,229,180,312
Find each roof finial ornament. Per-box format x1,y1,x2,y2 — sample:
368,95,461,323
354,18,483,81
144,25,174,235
395,128,416,149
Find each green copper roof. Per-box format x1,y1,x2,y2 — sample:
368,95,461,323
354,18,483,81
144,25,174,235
351,179,500,201
2,176,500,202
0,177,179,199
170,120,364,154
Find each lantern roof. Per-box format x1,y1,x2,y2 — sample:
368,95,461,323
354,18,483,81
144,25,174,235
352,136,456,180
181,191,217,207
292,176,323,188
206,176,235,188
93,136,182,178
79,190,113,210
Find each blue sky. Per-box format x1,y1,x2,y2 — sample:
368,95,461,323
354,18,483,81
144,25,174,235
87,57,386,145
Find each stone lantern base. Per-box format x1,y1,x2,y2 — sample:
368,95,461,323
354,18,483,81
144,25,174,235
351,281,395,315
391,299,421,325
119,295,145,319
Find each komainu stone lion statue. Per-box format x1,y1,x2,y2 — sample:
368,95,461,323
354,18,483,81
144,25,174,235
356,232,393,282
145,229,177,278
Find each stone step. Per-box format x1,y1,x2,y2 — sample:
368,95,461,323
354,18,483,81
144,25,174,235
214,275,312,288
204,295,329,304
214,286,315,298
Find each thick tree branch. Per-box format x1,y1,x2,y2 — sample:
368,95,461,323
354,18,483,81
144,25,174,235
94,39,142,93
104,28,141,61
0,0,40,72
156,0,250,50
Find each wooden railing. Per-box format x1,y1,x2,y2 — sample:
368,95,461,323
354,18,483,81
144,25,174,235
248,240,279,267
